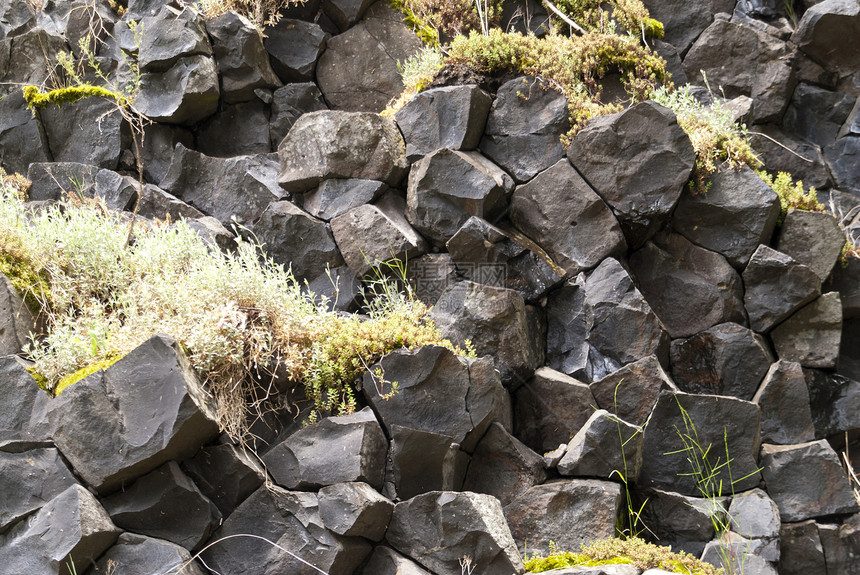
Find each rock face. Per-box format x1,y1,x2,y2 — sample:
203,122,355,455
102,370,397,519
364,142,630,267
0,274,36,357
770,292,842,368
792,0,860,73
0,446,77,533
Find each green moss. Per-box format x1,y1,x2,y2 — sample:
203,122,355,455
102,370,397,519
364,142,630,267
22,84,129,112
52,353,123,395
0,251,51,316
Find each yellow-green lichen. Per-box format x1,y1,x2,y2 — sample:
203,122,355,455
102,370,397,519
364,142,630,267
22,84,129,112
50,352,123,396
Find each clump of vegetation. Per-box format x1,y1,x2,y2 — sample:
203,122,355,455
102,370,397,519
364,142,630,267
0,183,465,439
195,0,306,27
548,0,662,37
390,0,502,42
756,170,824,225
525,538,720,574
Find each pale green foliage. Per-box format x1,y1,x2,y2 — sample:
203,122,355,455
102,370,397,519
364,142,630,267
385,45,445,115
756,170,823,225
195,0,306,27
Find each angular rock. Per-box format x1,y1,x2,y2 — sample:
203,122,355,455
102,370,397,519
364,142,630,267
101,461,220,552
503,479,622,555
818,514,860,575
730,488,781,546
463,422,547,506
94,169,137,211
749,125,832,190
752,361,816,445
683,18,796,123
792,0,860,73
160,144,284,226
0,273,36,357
388,491,525,575
135,55,220,125
760,440,859,521
569,101,695,247
303,178,387,221
0,0,35,40
743,244,822,333
480,77,570,182
405,148,512,246
263,407,387,490
784,83,855,147
318,481,393,541
514,367,598,454
201,485,371,575
546,258,669,383
322,0,376,30
557,410,644,482
825,240,860,319
510,159,626,276
778,520,827,575
182,442,266,518
803,368,860,438
387,425,469,500
771,292,842,368
670,323,774,400
38,96,127,170
362,346,511,453
26,162,98,202
636,487,727,557
196,100,272,157
639,391,762,496
138,5,210,72
264,18,328,83
0,446,77,533
0,484,120,575
44,335,219,493
251,200,344,282
405,253,459,306
0,356,51,442
590,356,678,427
640,0,731,53
777,209,847,282
361,546,431,575
0,90,50,174
824,135,860,193
316,3,422,112
0,28,67,99
330,193,427,277
269,82,328,146
629,232,747,339
140,122,194,184
89,533,205,575
673,166,781,268
447,216,566,302
701,532,779,575
206,10,280,103
278,111,409,194
136,184,204,221
430,281,543,389
183,217,238,254
396,85,493,161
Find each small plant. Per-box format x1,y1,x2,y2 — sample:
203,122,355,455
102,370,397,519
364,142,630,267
385,45,446,115
195,0,307,28
390,0,503,42
545,0,663,38
607,381,649,539
755,170,823,225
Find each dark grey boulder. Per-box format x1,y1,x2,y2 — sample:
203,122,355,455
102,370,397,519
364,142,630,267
196,100,272,157
318,481,393,541
0,446,76,534
331,192,427,277
405,253,459,307
636,487,726,557
430,281,543,389
139,123,194,184
777,209,847,281
629,232,747,339
206,10,280,104
201,485,371,575
136,184,204,221
778,520,827,575
784,83,855,147
447,216,566,302
0,356,51,442
503,479,622,556
405,148,512,246
303,178,387,221
135,55,220,125
817,514,860,575
840,96,860,139
387,424,469,500
743,244,822,333
387,491,525,575
480,77,570,182
26,162,98,202
278,111,409,194
361,546,432,575
89,533,205,575
749,125,832,190
546,258,669,383
0,90,50,173
701,532,779,575
557,410,644,482
639,391,762,496
101,460,220,552
673,166,781,268
826,239,860,319
395,85,493,161
322,0,376,30
264,18,328,83
44,335,220,494
839,317,860,381
463,422,546,506
0,28,67,98
138,5,210,72
269,82,328,146
514,367,597,454
590,355,677,427
640,0,732,54
568,101,695,247
771,292,842,368
670,322,774,400
752,361,816,445
803,368,860,438
160,144,284,226
305,264,362,312
510,159,626,276
262,407,387,490
316,3,421,112
761,440,859,521
730,488,781,545
0,0,35,40
94,169,137,212
0,274,36,357
181,442,266,518
251,200,344,283
792,0,860,73
824,135,860,193
362,346,511,453
184,216,238,253
0,484,120,575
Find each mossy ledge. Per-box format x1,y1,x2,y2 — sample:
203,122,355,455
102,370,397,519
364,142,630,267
22,84,129,112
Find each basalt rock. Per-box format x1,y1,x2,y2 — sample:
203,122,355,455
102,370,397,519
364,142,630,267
269,82,328,146
196,101,272,157
138,5,211,72
135,55,220,125
749,125,832,190
386,425,469,500
89,533,205,575
792,0,860,73
26,162,97,202
0,356,51,443
777,210,847,282
264,18,328,84
0,274,36,358
752,361,816,445
784,83,855,147
640,0,734,54
778,521,827,575
636,487,727,556
803,368,860,439
181,442,266,518
0,446,77,534
361,546,432,575
770,292,842,369
589,355,678,427
206,11,280,103
557,410,644,482
317,481,394,541
0,91,50,174
303,178,387,221
824,135,860,193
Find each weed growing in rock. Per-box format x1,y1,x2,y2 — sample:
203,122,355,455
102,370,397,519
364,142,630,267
545,0,663,37
195,0,306,27
390,0,503,42
755,170,823,225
